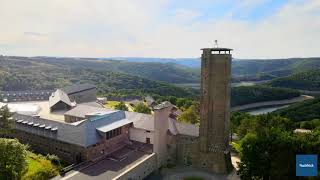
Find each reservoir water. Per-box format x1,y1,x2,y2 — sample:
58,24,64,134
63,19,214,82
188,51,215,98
175,81,268,89
245,105,290,115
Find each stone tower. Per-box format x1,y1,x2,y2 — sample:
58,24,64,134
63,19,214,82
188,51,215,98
153,101,173,168
198,47,232,173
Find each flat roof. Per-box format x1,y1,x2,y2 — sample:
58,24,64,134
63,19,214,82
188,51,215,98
201,48,233,51
64,104,113,118
62,142,153,180
8,101,66,122
96,118,132,133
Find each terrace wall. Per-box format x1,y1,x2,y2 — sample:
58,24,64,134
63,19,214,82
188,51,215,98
113,153,157,180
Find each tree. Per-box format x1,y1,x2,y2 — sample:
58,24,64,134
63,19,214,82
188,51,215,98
237,114,319,179
114,101,128,111
0,138,28,179
0,105,14,136
176,98,187,108
168,96,177,105
177,105,200,124
134,103,151,114
230,112,252,141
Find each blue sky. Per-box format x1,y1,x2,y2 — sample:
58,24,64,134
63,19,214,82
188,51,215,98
164,0,288,22
0,0,319,58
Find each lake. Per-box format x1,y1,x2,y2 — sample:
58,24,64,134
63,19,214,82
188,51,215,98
245,104,290,115
175,81,267,89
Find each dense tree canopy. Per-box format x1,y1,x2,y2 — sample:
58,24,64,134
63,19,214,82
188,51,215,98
231,86,300,107
232,113,320,179
177,105,200,125
0,105,14,136
0,138,28,180
274,98,320,122
268,70,320,91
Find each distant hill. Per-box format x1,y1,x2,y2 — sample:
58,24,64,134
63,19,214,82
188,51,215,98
18,56,320,84
274,98,320,122
0,56,305,105
231,86,300,107
107,57,320,82
232,58,320,80
23,56,200,84
105,57,201,67
0,56,196,98
267,70,320,91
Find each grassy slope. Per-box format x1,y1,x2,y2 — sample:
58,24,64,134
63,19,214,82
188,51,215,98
104,101,120,109
22,152,58,180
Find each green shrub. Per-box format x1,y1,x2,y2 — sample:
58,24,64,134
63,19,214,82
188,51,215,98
22,153,58,180
46,154,61,167
134,102,151,114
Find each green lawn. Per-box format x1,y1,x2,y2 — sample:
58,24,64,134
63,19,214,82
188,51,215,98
24,155,42,177
104,101,136,112
22,152,59,180
104,101,120,109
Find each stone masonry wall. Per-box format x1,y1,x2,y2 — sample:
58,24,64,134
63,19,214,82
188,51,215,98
13,130,86,164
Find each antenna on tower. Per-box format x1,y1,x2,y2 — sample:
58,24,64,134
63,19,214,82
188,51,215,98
214,40,218,48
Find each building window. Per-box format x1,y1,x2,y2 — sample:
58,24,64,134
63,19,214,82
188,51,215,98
106,127,122,140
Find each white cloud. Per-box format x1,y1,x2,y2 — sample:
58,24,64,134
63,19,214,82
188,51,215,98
0,0,319,58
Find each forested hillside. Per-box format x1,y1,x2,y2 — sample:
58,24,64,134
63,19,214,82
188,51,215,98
274,98,320,122
0,56,305,105
231,86,300,106
0,56,196,98
109,57,320,82
267,70,320,91
232,58,320,81
15,56,199,83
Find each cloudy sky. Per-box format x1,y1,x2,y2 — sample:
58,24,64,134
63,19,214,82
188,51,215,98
0,0,319,58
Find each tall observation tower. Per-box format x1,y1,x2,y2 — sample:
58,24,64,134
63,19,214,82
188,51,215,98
198,45,232,173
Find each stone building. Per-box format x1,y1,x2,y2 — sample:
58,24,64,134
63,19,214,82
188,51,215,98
5,99,195,166
62,83,97,103
152,47,233,174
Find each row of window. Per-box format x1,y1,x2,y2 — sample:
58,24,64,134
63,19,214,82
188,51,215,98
18,131,74,157
106,127,122,140
1,91,52,97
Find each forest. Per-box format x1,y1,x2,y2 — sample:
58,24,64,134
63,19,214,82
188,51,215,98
267,70,320,91
274,98,320,122
0,56,304,106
